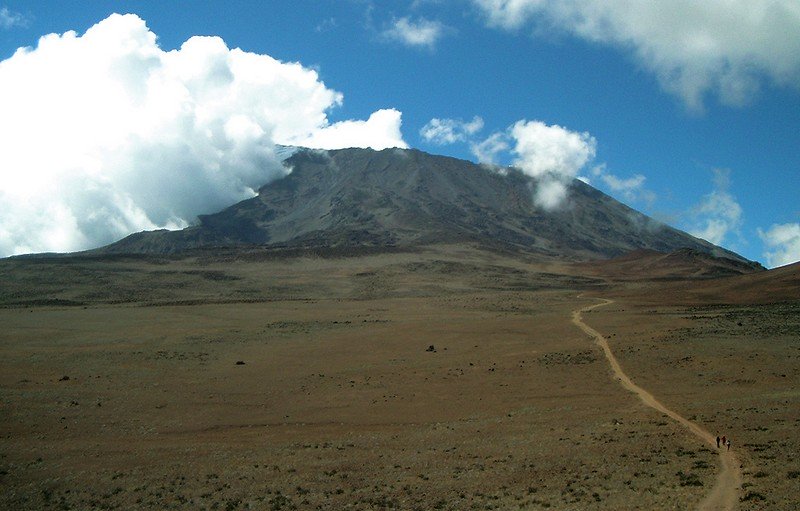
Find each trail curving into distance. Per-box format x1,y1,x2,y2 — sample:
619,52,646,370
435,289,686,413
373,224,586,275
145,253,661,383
572,298,741,511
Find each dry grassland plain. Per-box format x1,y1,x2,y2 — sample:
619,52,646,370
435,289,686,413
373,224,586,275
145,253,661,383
1,246,797,510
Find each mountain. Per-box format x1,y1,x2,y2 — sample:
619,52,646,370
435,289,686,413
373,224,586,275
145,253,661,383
95,147,755,264
578,248,763,280
606,259,800,305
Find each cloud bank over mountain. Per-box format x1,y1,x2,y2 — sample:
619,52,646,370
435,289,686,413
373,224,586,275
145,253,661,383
0,13,406,256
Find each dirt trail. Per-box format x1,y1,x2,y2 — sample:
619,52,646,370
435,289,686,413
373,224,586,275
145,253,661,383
572,299,741,511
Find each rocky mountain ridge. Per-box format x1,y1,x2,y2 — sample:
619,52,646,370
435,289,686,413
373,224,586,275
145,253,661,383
94,147,756,266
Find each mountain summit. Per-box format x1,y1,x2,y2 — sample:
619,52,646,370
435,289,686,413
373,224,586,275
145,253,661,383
99,147,751,263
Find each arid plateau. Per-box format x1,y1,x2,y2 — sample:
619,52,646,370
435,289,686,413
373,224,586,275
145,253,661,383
2,243,798,510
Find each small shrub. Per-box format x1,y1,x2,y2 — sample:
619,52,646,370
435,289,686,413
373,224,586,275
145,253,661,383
740,491,766,502
676,471,703,487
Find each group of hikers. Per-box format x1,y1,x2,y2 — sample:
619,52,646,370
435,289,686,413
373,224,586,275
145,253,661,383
716,435,731,450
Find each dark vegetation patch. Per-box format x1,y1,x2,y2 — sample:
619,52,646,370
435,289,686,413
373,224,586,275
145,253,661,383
537,350,598,366
682,302,800,337
675,471,703,487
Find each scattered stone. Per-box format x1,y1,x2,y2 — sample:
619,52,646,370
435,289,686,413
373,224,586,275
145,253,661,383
235,360,246,365
58,375,70,381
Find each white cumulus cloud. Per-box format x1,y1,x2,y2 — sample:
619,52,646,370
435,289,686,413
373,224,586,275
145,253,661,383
471,120,597,210
0,13,406,257
382,16,448,49
473,0,800,110
759,223,800,268
510,120,596,179
511,120,596,210
421,116,484,145
292,109,408,150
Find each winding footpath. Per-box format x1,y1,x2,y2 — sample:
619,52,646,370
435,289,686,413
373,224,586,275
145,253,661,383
572,299,741,511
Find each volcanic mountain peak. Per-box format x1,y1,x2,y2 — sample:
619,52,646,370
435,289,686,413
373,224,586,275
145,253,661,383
98,146,753,264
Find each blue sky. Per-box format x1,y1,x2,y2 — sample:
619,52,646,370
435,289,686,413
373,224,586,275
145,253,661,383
1,1,798,266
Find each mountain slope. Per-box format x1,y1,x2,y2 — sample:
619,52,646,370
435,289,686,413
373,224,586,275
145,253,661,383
98,147,753,263
578,248,763,280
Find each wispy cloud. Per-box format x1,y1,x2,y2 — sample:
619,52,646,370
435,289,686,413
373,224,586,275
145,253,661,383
472,0,800,111
687,169,743,246
421,116,484,145
591,165,656,206
758,223,800,268
470,132,509,165
315,17,337,33
382,16,449,49
0,6,27,29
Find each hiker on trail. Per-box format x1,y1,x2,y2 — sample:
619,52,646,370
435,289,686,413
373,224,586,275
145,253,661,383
716,436,720,448
727,439,731,451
